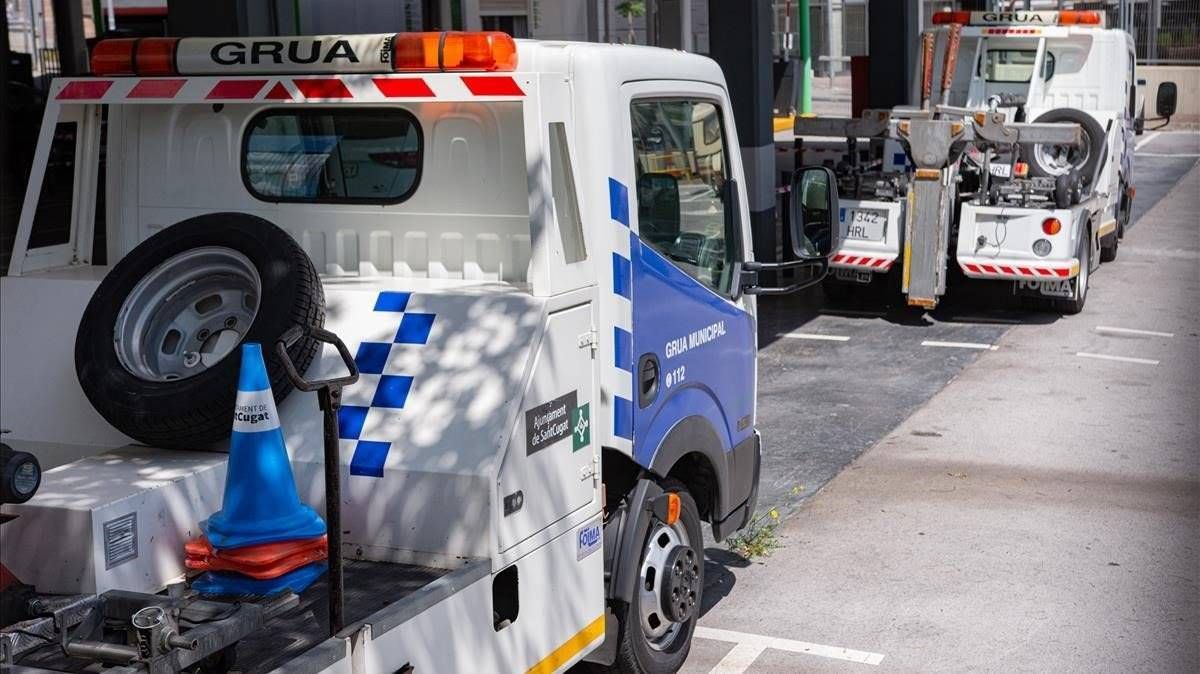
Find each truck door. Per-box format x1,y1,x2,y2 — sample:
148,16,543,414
619,83,757,470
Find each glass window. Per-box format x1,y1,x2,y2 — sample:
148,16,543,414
548,122,586,264
982,49,1055,83
243,109,422,204
28,122,78,249
630,99,735,296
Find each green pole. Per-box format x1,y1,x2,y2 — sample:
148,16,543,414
798,0,813,115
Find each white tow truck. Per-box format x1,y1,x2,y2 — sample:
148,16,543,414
0,32,839,673
796,9,1177,312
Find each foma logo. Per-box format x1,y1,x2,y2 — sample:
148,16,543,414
576,520,602,560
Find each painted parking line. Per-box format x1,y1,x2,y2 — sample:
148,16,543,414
709,643,767,674
1075,352,1160,365
779,332,852,342
1134,131,1160,150
1095,325,1175,338
823,308,887,318
921,340,998,351
695,626,885,669
1136,152,1200,158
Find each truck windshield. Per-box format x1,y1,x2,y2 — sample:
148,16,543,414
242,108,422,204
982,49,1055,83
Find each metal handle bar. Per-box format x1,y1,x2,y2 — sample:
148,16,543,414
275,325,360,392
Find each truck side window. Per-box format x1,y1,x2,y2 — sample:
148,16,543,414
242,108,422,204
630,99,733,296
28,122,79,249
548,122,586,263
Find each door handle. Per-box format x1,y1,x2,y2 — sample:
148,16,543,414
637,352,660,409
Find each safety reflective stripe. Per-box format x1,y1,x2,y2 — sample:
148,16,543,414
960,261,1074,278
128,78,186,98
830,253,895,271
526,615,605,674
207,79,267,99
293,78,353,99
56,80,114,100
373,77,435,97
55,75,527,102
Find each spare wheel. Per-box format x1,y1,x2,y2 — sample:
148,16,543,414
75,213,325,449
1025,108,1106,182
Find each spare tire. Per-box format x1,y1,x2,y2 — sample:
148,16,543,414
1025,108,1106,182
76,213,324,449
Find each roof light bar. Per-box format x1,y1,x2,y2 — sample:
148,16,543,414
90,32,517,77
932,10,1103,27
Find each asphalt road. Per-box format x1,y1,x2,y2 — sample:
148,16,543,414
679,131,1199,672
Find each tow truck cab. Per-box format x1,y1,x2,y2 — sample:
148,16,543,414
0,33,836,673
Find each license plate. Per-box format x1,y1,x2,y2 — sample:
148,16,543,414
834,268,873,284
843,209,887,241
1015,279,1073,298
988,163,1012,178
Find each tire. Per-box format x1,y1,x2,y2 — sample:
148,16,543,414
606,479,703,674
1054,229,1090,315
1026,108,1106,182
75,213,324,449
1100,230,1119,262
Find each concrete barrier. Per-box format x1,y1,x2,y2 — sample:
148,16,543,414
1138,65,1200,129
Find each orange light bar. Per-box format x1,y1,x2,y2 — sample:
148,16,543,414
91,38,138,75
392,31,517,72
1058,11,1101,25
90,37,181,76
933,11,970,25
135,38,180,75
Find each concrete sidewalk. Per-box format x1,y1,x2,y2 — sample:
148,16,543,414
685,163,1200,671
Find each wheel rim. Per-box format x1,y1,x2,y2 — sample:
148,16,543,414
1035,128,1092,177
114,247,261,382
638,518,697,651
1076,237,1089,301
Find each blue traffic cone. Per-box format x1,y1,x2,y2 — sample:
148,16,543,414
204,343,326,549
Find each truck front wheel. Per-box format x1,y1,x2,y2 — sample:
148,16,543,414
609,479,703,673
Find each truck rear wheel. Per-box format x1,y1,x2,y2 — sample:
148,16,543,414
607,479,703,674
1055,231,1090,315
75,213,324,448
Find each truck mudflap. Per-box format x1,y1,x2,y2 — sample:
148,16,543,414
829,199,903,282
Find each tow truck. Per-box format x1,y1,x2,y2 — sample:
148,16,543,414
794,9,1176,312
0,31,838,673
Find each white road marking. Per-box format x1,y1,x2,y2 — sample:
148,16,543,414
779,332,851,342
695,625,885,667
1136,152,1200,157
1095,326,1175,338
825,309,887,318
1134,131,1160,150
1075,352,1160,365
921,340,999,351
708,643,767,674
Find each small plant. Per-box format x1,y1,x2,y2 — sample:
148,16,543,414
615,1,645,44
726,507,780,559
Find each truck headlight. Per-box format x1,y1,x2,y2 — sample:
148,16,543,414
1032,239,1052,257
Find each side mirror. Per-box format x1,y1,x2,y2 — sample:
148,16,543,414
1156,82,1177,119
788,166,840,259
736,165,840,296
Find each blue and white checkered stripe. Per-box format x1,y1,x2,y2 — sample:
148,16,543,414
337,291,435,478
605,177,634,452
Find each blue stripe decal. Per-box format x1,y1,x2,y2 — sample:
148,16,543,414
612,253,632,299
350,441,391,477
371,375,414,409
608,177,630,227
338,405,369,440
614,326,633,372
374,291,411,312
394,313,436,344
354,342,392,375
614,396,633,440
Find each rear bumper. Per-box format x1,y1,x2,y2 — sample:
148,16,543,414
956,204,1084,282
958,257,1079,281
831,199,902,274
